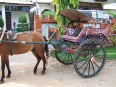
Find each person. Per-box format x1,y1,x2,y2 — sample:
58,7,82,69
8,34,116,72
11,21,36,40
63,22,75,36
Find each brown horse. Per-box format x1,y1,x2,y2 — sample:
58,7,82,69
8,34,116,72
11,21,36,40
0,31,48,84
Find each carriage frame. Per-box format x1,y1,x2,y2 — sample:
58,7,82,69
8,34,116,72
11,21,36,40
51,9,115,78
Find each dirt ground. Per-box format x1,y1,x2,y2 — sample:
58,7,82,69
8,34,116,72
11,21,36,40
0,52,116,87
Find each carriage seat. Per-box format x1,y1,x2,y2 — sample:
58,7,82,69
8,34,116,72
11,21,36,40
62,27,113,43
62,28,89,42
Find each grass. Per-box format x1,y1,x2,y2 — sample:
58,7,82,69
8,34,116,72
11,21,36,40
50,45,116,60
106,45,116,60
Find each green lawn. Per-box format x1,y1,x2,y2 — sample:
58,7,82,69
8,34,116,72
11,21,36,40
106,46,116,60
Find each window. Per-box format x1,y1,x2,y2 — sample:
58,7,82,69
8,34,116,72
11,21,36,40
5,6,30,12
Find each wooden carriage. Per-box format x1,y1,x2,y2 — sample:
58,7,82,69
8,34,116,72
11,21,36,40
53,9,115,78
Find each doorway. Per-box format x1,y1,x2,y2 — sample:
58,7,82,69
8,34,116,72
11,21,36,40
6,12,11,31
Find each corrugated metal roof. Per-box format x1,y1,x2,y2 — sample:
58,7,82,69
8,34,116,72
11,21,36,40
0,0,33,5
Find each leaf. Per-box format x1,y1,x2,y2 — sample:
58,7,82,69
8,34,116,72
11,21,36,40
53,0,79,36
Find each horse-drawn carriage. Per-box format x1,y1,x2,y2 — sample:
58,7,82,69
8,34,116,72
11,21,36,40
52,9,114,78
0,9,115,84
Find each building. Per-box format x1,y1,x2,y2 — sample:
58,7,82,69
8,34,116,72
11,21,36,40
104,3,116,10
0,0,33,30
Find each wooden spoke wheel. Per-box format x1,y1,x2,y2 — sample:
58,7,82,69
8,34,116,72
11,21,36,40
73,39,106,78
54,42,76,65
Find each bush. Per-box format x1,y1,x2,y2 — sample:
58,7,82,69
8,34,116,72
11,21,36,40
17,23,29,32
18,14,27,23
16,28,29,32
17,14,29,32
17,23,28,28
0,16,4,28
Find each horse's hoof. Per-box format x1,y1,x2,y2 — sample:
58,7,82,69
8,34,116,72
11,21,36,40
6,75,11,78
0,80,4,84
34,71,37,74
41,71,45,75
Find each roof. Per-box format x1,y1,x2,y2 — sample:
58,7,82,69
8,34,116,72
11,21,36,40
0,0,33,6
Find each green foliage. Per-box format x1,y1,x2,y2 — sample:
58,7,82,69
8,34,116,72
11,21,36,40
112,23,116,32
18,14,27,23
41,10,55,19
17,23,29,32
0,16,4,28
53,0,79,36
106,46,116,60
17,14,28,32
17,23,28,27
105,10,116,18
105,10,116,45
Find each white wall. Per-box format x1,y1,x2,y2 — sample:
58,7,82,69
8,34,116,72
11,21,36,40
30,3,55,15
11,11,29,29
42,23,57,40
39,4,54,14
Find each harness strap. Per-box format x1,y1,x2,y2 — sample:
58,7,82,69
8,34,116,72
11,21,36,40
8,34,13,56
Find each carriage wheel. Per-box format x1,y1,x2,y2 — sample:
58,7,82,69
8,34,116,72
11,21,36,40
54,43,75,65
73,39,106,78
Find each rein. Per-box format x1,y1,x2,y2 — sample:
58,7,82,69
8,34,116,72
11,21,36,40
8,34,13,56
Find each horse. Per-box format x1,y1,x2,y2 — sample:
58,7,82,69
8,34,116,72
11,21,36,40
0,31,49,84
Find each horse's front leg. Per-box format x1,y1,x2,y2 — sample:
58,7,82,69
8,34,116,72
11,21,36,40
0,59,6,84
5,58,11,78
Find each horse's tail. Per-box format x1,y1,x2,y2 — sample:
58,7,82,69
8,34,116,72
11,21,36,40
43,36,49,64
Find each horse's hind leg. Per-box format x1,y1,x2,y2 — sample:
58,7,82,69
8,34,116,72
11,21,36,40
41,56,46,74
5,58,11,78
31,48,41,74
33,47,47,74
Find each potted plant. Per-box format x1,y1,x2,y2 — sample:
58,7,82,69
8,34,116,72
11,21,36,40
17,14,29,32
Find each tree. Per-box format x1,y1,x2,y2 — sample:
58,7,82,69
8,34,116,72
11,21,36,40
105,10,116,18
53,0,79,35
0,16,4,28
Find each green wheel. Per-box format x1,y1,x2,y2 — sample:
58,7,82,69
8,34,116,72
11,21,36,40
54,42,75,65
73,39,106,78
